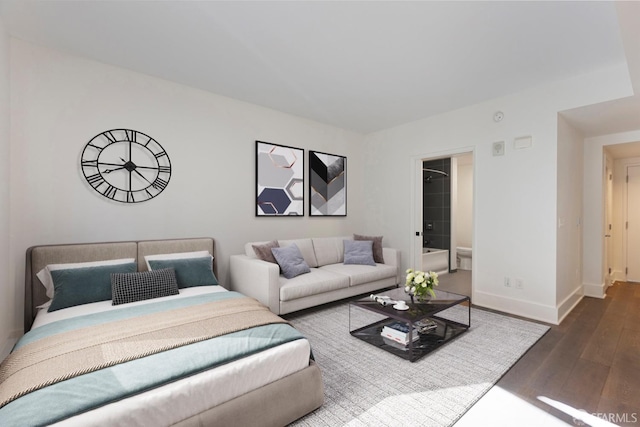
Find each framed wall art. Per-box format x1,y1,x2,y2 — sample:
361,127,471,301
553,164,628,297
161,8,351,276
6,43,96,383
255,141,304,216
309,150,347,216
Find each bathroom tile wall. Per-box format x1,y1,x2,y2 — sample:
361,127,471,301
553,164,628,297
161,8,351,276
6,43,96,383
423,158,451,269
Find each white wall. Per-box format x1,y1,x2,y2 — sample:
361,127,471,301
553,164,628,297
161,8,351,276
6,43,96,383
583,130,640,297
6,39,637,335
556,115,584,321
9,39,365,333
363,64,632,324
0,17,12,357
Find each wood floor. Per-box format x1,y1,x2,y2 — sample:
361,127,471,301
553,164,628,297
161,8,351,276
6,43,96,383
494,281,640,426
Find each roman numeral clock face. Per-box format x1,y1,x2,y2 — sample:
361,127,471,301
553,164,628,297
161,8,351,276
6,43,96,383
81,129,171,203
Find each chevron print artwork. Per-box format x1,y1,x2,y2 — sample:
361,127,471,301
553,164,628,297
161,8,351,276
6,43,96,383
309,151,347,216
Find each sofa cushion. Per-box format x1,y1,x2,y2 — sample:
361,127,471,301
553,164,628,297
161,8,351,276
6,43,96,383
252,240,280,264
343,240,376,266
280,268,349,301
244,241,272,258
319,263,397,287
354,234,385,263
312,236,350,266
278,238,318,268
271,244,311,279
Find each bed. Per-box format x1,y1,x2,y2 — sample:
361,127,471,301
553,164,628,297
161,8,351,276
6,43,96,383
1,238,323,427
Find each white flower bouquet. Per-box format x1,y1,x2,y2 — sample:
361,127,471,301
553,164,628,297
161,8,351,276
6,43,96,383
404,269,438,300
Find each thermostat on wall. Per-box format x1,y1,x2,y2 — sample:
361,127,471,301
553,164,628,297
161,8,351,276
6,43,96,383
492,141,505,156
514,136,533,150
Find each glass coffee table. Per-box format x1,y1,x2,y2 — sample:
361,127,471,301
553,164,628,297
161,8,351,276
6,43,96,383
349,287,470,362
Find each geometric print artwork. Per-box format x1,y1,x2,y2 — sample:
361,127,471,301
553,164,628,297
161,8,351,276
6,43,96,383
256,141,304,216
309,150,346,216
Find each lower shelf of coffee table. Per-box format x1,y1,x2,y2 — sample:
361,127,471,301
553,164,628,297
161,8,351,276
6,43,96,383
350,316,469,362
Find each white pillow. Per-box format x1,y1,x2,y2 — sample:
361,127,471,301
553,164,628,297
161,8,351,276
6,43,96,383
144,251,211,271
36,258,136,300
36,300,52,310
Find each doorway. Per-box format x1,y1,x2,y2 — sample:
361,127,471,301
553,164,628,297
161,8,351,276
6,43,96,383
625,164,640,282
413,150,474,297
603,141,640,287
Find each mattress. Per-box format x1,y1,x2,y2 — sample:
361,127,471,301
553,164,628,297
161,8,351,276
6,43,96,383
6,287,311,427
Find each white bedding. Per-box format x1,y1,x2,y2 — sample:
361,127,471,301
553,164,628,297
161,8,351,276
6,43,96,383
32,286,229,329
31,287,311,427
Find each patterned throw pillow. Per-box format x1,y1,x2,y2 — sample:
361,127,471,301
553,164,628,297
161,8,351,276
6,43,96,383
111,268,179,306
354,234,384,263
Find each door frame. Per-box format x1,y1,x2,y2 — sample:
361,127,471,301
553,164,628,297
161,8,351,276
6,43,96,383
623,163,640,282
411,146,475,293
604,157,613,287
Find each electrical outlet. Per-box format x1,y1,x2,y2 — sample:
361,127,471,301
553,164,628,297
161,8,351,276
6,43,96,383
515,278,524,290
504,277,511,287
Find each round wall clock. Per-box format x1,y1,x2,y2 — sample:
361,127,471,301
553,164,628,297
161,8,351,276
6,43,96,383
80,129,171,203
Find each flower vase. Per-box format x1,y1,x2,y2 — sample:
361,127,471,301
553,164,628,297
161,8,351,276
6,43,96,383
415,293,427,302
407,292,425,303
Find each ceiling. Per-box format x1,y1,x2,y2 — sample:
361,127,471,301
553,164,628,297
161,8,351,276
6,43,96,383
606,140,640,160
0,1,638,136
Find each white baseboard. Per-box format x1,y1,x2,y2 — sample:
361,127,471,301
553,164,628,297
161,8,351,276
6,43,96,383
1,329,21,362
612,270,625,283
557,287,583,324
472,290,559,325
583,281,606,299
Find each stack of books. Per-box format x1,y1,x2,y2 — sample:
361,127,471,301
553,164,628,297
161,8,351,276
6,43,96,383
380,322,420,348
415,318,438,334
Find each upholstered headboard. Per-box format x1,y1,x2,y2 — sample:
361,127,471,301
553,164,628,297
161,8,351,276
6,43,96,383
25,238,216,332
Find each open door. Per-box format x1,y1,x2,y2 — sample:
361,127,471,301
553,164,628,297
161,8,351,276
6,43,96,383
605,161,613,287
626,165,640,282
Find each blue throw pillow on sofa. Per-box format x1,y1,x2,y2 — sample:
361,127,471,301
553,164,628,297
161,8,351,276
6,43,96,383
271,244,310,279
343,240,376,266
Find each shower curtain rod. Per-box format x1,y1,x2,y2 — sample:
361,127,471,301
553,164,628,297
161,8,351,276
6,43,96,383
423,168,449,177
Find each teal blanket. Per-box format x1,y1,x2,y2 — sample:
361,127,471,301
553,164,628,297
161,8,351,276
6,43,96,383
0,291,306,427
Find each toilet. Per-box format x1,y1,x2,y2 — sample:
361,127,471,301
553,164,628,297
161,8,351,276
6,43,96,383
456,247,472,270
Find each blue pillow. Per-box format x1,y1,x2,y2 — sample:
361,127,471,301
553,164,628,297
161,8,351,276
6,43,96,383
271,244,310,279
48,262,137,312
147,257,218,288
343,240,376,266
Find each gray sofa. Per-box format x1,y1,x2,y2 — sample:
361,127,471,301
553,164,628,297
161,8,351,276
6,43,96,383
229,236,400,315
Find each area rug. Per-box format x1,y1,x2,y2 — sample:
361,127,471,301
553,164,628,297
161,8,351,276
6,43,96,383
285,301,549,427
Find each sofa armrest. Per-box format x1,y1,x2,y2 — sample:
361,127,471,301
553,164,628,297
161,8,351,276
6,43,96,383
229,255,281,314
382,247,401,285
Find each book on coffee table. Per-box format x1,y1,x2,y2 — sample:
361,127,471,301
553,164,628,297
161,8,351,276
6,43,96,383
415,319,438,334
381,336,414,350
381,322,419,345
